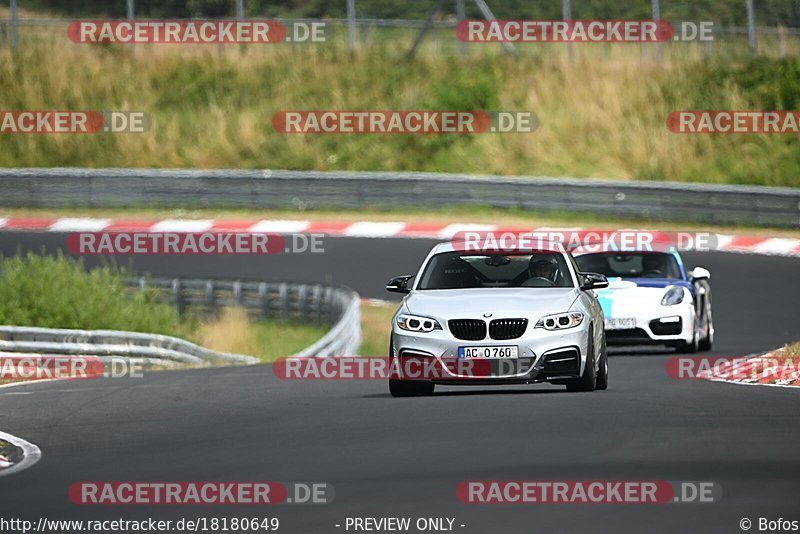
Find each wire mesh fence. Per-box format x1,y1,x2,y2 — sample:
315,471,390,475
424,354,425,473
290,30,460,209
3,0,800,59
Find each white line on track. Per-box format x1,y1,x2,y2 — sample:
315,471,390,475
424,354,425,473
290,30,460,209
0,430,42,478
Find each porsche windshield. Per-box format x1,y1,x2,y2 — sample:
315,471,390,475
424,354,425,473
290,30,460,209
575,252,682,279
417,252,574,290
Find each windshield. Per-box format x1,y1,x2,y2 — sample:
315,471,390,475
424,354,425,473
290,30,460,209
574,252,682,279
417,252,574,290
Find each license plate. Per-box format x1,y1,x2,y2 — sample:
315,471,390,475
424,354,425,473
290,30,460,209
458,346,518,359
605,318,636,330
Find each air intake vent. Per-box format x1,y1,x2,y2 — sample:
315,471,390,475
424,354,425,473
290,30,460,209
489,318,528,340
448,319,487,341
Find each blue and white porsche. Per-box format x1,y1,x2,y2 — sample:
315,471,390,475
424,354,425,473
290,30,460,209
572,248,713,353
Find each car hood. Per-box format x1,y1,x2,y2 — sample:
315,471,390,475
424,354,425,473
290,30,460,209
404,288,580,318
611,277,694,294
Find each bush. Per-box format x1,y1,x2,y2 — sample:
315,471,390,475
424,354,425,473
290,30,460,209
0,252,191,337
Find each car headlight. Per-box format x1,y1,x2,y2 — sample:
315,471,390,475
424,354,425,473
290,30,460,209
661,286,685,306
535,312,584,330
396,314,442,333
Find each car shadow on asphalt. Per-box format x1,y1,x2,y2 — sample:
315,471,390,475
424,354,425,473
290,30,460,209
609,346,678,357
363,387,567,399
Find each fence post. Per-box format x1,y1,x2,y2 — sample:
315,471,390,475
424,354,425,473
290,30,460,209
745,0,756,55
347,0,356,51
455,0,466,56
562,0,573,62
126,0,135,58
651,0,662,63
10,0,18,51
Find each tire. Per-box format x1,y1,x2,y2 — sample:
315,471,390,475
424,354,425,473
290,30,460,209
676,317,699,354
387,334,435,397
566,326,597,392
389,379,435,397
595,331,609,391
698,304,714,352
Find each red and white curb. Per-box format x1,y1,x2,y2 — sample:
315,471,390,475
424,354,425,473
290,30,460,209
697,352,800,389
1,217,799,257
0,430,42,477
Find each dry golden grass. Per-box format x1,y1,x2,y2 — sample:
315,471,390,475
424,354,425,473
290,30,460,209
197,307,327,362
772,341,800,360
359,300,398,357
0,25,798,185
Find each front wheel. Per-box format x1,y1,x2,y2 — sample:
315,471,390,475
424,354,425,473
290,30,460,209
698,305,714,352
566,327,597,392
675,318,699,354
595,332,609,391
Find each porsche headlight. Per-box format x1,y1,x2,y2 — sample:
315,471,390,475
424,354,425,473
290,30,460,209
396,314,442,333
535,312,584,330
661,286,685,306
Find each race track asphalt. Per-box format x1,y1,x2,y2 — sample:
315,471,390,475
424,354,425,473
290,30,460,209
0,231,798,534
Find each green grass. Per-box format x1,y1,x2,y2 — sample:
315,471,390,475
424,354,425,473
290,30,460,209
0,253,329,364
0,252,193,337
359,301,396,357
252,321,328,361
0,27,799,186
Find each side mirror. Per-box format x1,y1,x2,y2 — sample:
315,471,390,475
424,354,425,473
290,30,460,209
689,267,711,280
386,274,415,294
580,272,609,290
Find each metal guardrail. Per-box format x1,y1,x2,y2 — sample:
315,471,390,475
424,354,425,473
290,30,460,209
131,277,362,357
0,168,797,227
0,278,362,366
0,325,258,367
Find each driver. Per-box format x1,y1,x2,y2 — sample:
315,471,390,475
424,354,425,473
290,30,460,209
641,255,663,276
528,257,558,283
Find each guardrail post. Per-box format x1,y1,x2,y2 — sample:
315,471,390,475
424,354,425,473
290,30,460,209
322,287,334,324
258,282,269,319
279,283,289,321
297,284,309,322
205,280,216,314
233,281,243,307
172,279,185,316
310,285,323,324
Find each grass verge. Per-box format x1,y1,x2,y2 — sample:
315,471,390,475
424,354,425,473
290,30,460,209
198,307,327,362
359,300,397,357
0,253,328,364
772,342,800,360
0,26,799,186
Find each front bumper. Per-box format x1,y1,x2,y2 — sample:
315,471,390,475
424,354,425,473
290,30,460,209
604,301,695,346
391,320,590,384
